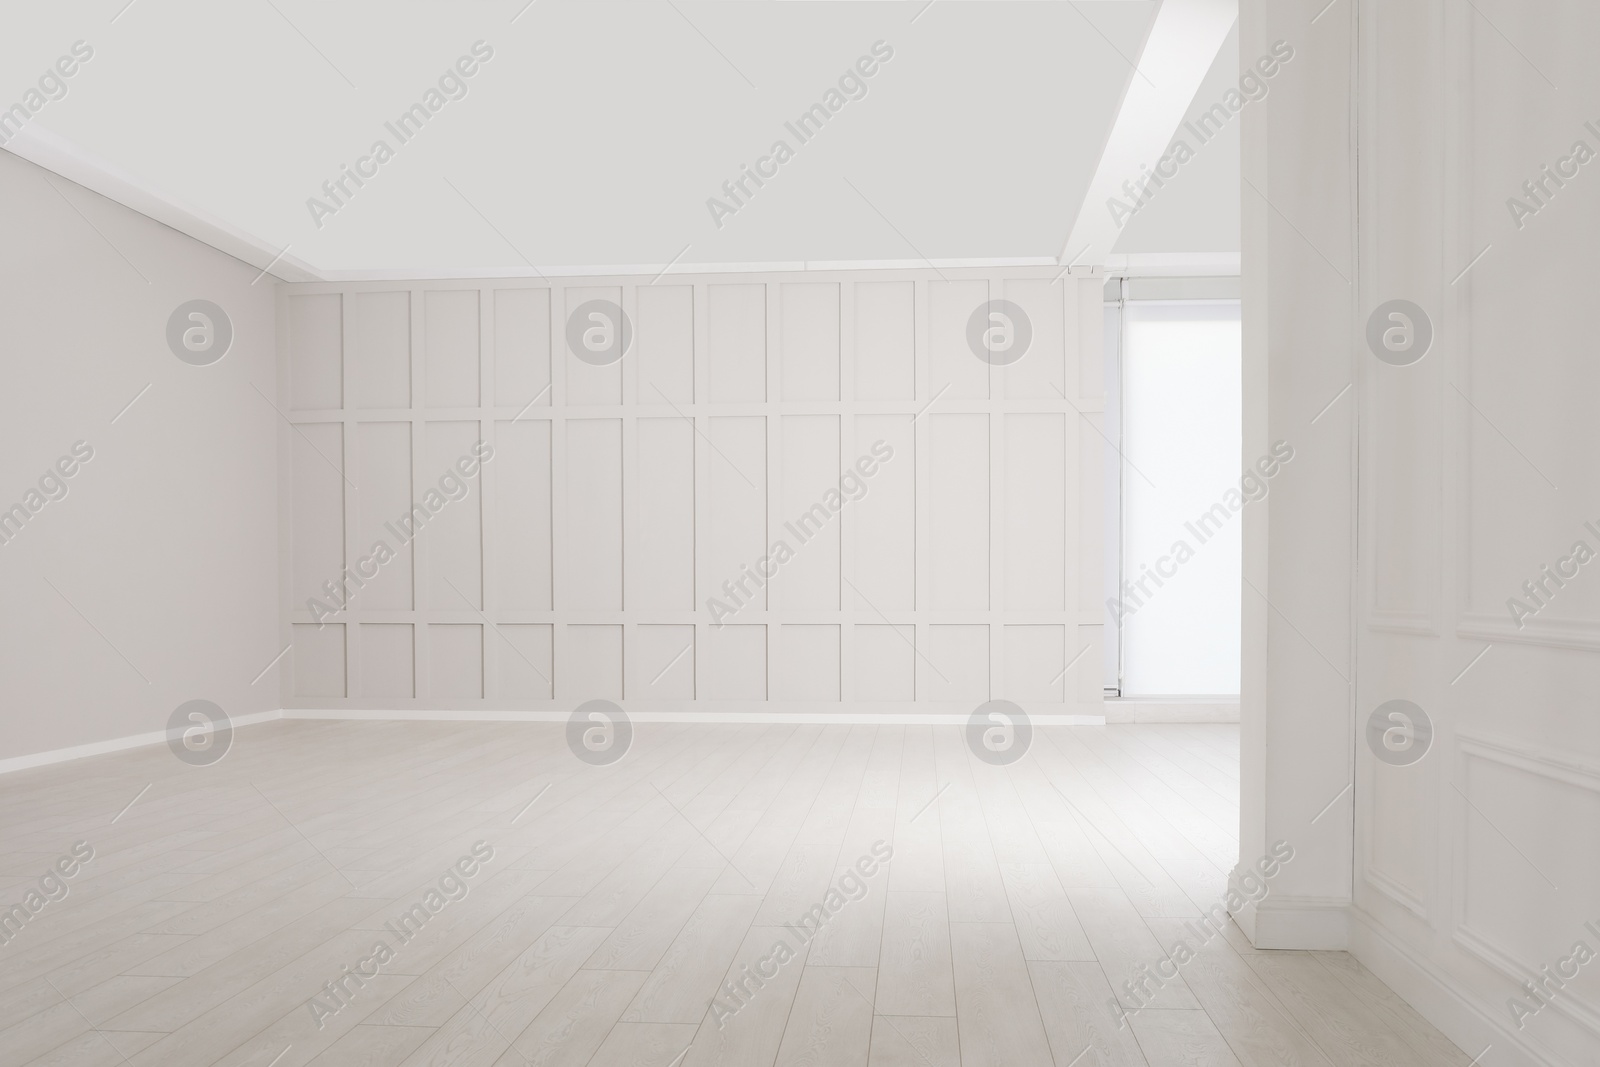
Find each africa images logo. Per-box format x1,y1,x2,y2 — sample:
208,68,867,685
1365,700,1431,767
567,700,632,766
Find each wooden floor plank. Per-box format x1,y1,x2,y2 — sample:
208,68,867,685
586,1021,698,1066
947,922,1056,1067
866,1016,960,1067
873,892,955,1018
1128,1009,1244,1067
772,966,876,1067
1029,960,1151,1067
303,1023,432,1067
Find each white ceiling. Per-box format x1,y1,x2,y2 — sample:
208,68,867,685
3,0,1238,278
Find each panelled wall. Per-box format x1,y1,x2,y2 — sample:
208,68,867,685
1351,2,1600,1064
1246,0,1600,1062
276,268,1104,719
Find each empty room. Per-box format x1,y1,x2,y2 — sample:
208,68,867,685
1,1,1594,1065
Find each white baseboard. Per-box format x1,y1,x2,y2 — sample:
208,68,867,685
1105,698,1239,723
281,708,1107,726
0,710,284,776
1,706,1105,775
1246,896,1351,949
1349,910,1566,1067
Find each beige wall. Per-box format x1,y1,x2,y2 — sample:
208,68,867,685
0,151,279,765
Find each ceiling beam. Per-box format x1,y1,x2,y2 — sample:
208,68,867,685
1059,0,1237,267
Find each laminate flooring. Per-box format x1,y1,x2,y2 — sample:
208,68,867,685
0,721,1473,1066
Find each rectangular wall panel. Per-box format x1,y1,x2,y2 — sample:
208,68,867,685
293,622,345,697
777,624,840,700
855,281,915,401
926,624,988,703
855,624,915,701
638,285,694,406
1000,278,1065,400
931,280,989,400
429,623,483,699
1369,747,1430,911
291,423,344,608
424,290,479,407
355,422,413,610
498,623,553,699
1075,275,1099,400
348,291,411,409
289,293,342,410
424,421,484,611
1004,413,1066,611
1074,625,1102,706
565,286,624,406
494,419,552,611
780,282,840,401
1455,750,1600,997
705,416,767,612
704,624,766,700
361,623,414,698
1372,373,1439,617
708,283,766,402
565,419,622,610
853,415,915,611
631,624,695,700
494,288,551,408
562,624,622,700
1077,416,1102,618
1003,624,1065,704
777,415,840,610
635,418,695,611
930,413,990,611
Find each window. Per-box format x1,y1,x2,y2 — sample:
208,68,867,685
1108,294,1242,697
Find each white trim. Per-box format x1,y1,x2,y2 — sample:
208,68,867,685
1458,611,1600,655
1104,697,1239,723
1456,727,1600,793
0,710,284,776
281,708,1106,726
2,125,321,283
1351,908,1567,1067
1245,895,1351,949
1453,926,1600,1040
1103,252,1241,276
285,264,1097,294
319,257,1240,286
0,705,1104,775
1120,298,1242,307
1363,865,1430,922
313,257,1078,282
